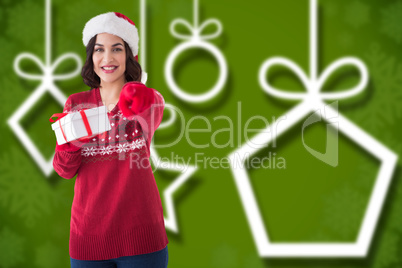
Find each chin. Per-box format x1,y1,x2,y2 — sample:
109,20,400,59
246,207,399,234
100,76,126,85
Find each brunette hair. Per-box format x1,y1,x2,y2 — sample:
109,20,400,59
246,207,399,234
81,34,142,89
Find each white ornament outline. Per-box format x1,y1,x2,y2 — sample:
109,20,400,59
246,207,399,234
8,0,82,177
150,144,197,233
140,0,198,233
149,103,198,233
228,0,398,258
164,0,228,103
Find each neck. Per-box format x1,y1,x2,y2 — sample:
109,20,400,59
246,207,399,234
99,79,126,102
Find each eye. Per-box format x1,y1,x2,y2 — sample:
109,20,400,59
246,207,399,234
113,48,123,52
95,48,103,52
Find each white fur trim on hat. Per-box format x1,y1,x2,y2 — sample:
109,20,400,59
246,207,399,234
82,12,139,56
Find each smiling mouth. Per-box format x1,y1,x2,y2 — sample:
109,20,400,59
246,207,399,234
101,66,117,70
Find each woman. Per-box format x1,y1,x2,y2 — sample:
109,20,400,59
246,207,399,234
52,12,168,268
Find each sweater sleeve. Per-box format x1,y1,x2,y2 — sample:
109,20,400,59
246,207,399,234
52,96,83,179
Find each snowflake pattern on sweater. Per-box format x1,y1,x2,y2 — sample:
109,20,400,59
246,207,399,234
81,138,146,157
79,109,147,162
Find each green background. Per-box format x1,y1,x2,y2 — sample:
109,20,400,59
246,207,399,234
1,0,402,267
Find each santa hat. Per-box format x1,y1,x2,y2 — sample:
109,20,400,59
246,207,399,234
82,12,139,61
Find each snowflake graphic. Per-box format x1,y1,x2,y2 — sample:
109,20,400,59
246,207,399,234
34,240,63,268
380,0,402,43
0,146,54,228
352,43,402,131
343,0,370,29
322,183,367,241
0,225,25,268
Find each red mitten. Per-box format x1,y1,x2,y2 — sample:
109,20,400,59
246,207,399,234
118,81,155,118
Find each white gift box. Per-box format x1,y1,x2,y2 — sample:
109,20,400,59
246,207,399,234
51,106,111,145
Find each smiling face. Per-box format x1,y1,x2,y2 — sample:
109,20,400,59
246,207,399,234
92,33,127,87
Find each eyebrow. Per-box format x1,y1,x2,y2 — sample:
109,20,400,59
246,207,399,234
94,43,124,47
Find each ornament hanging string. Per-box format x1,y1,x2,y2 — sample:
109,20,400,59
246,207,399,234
8,0,83,176
258,0,368,106
165,0,227,103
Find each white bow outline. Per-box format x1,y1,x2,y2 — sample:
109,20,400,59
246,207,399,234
165,0,227,103
259,57,368,101
170,17,222,41
259,0,368,103
14,52,81,81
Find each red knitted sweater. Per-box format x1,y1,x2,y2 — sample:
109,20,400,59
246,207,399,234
53,87,168,260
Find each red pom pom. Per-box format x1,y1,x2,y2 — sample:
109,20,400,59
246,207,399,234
118,82,155,118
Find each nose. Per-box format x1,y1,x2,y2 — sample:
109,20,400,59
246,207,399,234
102,50,113,64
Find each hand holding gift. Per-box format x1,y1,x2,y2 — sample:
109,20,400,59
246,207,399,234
50,106,111,152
